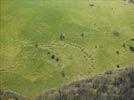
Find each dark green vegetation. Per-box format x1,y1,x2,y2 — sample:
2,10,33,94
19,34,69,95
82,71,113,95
129,46,134,52
0,0,134,96
1,67,134,100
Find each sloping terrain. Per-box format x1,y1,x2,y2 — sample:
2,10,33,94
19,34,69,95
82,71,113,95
0,0,134,96
1,67,134,100
36,67,134,100
0,88,27,100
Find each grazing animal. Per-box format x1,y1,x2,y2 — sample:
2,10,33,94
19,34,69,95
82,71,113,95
60,32,65,40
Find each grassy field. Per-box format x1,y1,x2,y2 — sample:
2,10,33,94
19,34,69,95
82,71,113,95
0,0,134,96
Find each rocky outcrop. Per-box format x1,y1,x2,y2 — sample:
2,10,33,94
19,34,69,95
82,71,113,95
1,67,134,100
129,0,134,4
0,88,28,100
36,67,134,100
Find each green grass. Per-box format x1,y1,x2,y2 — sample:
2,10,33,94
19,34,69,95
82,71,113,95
0,0,134,96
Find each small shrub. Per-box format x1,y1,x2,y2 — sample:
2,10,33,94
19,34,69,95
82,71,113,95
112,30,120,37
116,51,120,55
122,43,126,48
47,51,50,54
56,58,59,62
130,83,134,88
51,55,55,59
117,65,120,68
129,46,134,52
61,70,65,77
34,42,38,48
89,3,95,6
130,38,134,41
81,33,84,37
